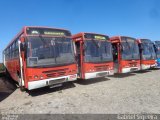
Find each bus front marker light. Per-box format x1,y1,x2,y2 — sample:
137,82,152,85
40,75,44,79
34,75,38,79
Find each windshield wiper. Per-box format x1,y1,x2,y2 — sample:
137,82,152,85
91,39,100,48
38,34,47,45
124,39,131,50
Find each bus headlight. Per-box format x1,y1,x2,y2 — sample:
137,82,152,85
40,75,44,79
34,75,38,79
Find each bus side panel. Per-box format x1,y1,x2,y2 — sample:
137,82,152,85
140,59,156,70
5,59,20,82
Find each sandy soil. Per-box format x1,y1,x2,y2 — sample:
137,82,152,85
0,69,160,114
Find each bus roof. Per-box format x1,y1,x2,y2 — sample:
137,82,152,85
110,36,136,43
72,32,109,39
138,39,152,43
4,26,71,50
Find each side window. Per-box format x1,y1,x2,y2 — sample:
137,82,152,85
15,39,19,58
6,48,10,60
6,48,8,60
11,44,14,59
12,42,15,58
5,37,20,60
9,46,12,59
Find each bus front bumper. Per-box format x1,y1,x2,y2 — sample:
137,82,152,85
122,67,140,73
141,64,157,70
85,70,114,79
28,74,77,90
141,64,151,70
150,63,157,68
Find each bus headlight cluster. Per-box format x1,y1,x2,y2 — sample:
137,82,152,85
89,69,95,72
69,70,76,73
108,67,113,70
34,75,38,79
40,75,44,79
34,75,44,79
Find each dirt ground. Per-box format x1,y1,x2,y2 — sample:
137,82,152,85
0,69,160,114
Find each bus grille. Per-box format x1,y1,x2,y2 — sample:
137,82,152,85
43,68,68,78
129,62,137,67
94,65,109,71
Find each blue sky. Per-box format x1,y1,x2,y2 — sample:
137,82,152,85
0,0,160,62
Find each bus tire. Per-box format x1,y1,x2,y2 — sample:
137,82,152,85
5,69,10,78
20,86,26,92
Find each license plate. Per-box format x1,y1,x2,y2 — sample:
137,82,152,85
96,72,108,77
130,68,138,71
49,78,66,85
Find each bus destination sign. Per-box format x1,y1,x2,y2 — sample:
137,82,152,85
26,27,71,36
84,33,108,40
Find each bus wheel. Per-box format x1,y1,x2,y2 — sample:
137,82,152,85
5,69,10,78
20,86,26,91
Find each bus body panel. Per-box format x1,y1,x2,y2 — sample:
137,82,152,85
3,26,78,90
110,36,141,73
5,58,20,82
141,59,156,70
28,74,77,90
25,64,77,89
83,62,114,79
72,32,114,79
137,39,157,70
120,60,141,73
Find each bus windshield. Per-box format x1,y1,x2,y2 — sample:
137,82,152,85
26,36,75,67
155,42,160,58
141,40,156,60
84,40,113,63
121,37,140,60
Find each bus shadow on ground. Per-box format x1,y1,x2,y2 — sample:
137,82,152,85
75,77,110,85
149,68,160,71
0,73,17,102
134,70,151,74
27,82,76,97
108,73,136,78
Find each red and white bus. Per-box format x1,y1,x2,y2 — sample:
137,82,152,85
3,26,77,90
110,36,141,73
72,33,114,79
137,39,157,70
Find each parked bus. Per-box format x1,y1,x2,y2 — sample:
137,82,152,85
3,26,77,90
153,41,160,68
137,39,156,70
110,36,140,73
72,33,114,79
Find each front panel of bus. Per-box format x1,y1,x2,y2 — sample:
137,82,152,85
23,27,77,90
139,39,156,70
82,33,114,79
154,41,160,68
119,37,140,73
